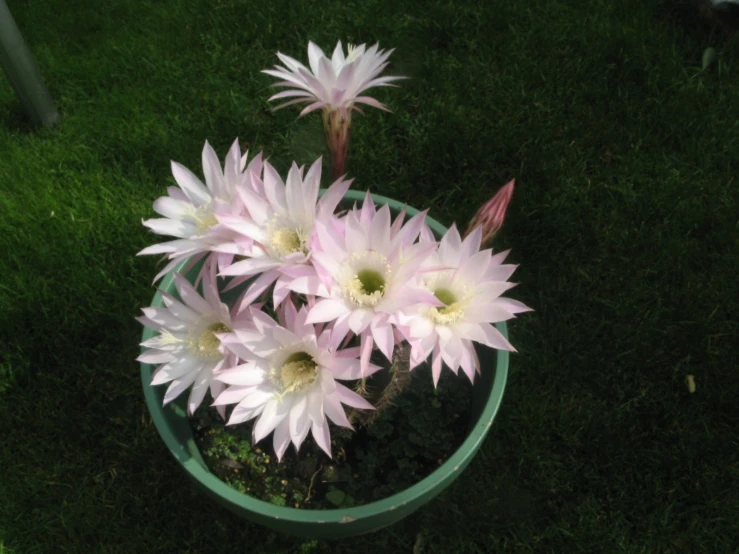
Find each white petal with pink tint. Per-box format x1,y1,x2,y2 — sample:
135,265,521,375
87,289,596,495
307,298,349,323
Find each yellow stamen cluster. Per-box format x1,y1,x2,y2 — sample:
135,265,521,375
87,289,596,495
428,302,465,325
346,275,383,307
341,252,391,308
264,213,307,258
272,352,319,396
427,287,465,325
191,323,229,360
189,202,218,234
269,227,305,257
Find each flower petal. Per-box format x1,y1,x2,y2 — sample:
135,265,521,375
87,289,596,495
317,178,352,221
254,399,291,442
288,274,330,297
353,96,392,112
273,418,292,461
137,350,175,364
142,217,197,238
162,370,199,404
220,257,281,277
141,307,188,332
227,402,264,425
171,161,211,207
409,316,435,339
151,356,203,386
307,41,326,76
335,382,375,410
234,385,275,410
187,369,212,415
172,273,212,314
371,319,395,360
311,420,332,458
438,224,463,266
348,308,373,334
215,365,266,387
153,196,192,220
328,356,362,380
323,392,352,428
212,385,254,406
306,298,349,324
201,140,225,197
369,203,392,253
289,396,311,449
454,250,493,286
463,322,516,351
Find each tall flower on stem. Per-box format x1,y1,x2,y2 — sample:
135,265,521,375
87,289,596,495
463,179,515,248
262,41,406,180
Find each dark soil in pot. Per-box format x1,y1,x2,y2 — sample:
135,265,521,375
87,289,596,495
190,363,474,510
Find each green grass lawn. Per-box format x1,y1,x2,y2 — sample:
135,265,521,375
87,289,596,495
1,0,738,552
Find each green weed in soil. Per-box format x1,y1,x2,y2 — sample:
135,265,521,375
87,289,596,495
191,364,474,510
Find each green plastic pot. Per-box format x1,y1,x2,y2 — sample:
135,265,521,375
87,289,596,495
140,190,509,538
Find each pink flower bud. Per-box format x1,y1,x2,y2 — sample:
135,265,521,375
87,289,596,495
464,179,515,245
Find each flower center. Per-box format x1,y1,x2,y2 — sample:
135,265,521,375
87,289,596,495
193,323,229,360
348,269,386,307
277,352,319,394
341,251,391,308
434,288,456,307
428,288,465,325
269,227,305,257
191,202,218,234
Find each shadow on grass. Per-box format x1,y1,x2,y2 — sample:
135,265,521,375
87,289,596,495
657,0,739,39
0,101,38,134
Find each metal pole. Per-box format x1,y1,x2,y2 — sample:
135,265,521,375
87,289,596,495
0,0,60,128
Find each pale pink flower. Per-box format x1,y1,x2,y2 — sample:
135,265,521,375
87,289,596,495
396,225,532,386
262,40,406,118
138,139,263,282
262,41,407,180
212,300,379,460
137,263,249,416
216,157,351,311
305,193,441,375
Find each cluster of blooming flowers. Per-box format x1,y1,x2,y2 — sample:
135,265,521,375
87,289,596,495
137,40,530,461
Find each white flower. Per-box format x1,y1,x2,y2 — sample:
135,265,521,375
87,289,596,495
396,226,532,386
262,41,407,117
217,156,351,311
305,193,441,375
213,301,379,460
137,263,248,416
138,139,263,282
